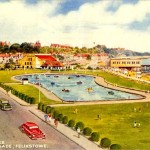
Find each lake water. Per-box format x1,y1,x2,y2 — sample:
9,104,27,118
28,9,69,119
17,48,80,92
16,74,143,101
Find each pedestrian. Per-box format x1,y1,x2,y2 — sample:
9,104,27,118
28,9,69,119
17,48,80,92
133,121,137,128
54,118,58,128
73,108,78,114
48,113,52,123
138,107,141,112
137,123,141,128
97,114,101,120
77,127,80,138
44,114,48,122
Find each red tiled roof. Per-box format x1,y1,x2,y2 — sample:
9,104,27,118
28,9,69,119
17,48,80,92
51,44,71,48
35,54,57,61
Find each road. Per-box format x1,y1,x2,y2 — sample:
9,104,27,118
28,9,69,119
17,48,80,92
0,91,83,150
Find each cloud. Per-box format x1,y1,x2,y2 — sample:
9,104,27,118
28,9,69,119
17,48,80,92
0,0,150,52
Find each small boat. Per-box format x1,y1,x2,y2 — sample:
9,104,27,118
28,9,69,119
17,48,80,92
62,89,70,92
51,82,55,86
68,77,73,79
76,75,80,77
54,75,59,78
108,91,114,95
87,87,93,92
77,81,82,84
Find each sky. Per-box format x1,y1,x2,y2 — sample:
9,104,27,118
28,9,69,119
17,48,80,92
0,0,150,52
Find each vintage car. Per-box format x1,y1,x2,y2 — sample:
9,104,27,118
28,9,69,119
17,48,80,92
0,99,12,111
20,122,45,140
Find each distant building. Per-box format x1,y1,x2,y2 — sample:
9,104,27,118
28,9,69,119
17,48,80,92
0,41,11,47
0,53,23,64
50,44,71,49
110,57,150,73
141,58,150,72
18,54,63,70
30,41,41,48
35,54,63,70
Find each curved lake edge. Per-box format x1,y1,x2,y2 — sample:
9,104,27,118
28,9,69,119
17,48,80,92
94,76,146,100
11,73,150,104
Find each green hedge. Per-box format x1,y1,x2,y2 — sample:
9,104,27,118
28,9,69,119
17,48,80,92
62,116,68,124
83,127,92,136
90,132,100,142
0,83,35,104
68,119,75,128
100,138,111,148
110,144,121,150
75,121,84,130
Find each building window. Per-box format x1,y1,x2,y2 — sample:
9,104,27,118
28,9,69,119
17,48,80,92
28,58,32,61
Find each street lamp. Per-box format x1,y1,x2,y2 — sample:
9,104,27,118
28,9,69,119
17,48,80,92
92,42,95,72
38,74,41,103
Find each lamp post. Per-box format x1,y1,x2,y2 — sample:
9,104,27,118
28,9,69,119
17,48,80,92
38,74,41,103
92,42,95,72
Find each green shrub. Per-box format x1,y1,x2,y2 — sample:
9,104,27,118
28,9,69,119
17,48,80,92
53,110,60,119
21,94,25,100
49,107,55,114
19,92,22,99
90,132,100,142
39,103,44,110
68,119,75,128
30,97,36,104
27,97,31,103
46,106,51,114
75,121,84,130
24,95,28,102
83,127,92,136
42,105,47,112
62,116,68,124
100,138,111,148
110,144,121,150
58,114,63,122
38,103,42,110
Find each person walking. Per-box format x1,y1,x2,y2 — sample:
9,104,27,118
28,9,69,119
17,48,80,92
48,113,52,123
133,121,137,128
54,118,58,128
97,114,101,120
77,127,80,138
44,114,48,122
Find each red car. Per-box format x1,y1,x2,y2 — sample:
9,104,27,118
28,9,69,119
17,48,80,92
20,122,45,140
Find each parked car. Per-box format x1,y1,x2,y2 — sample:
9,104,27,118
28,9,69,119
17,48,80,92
0,99,12,111
20,122,45,140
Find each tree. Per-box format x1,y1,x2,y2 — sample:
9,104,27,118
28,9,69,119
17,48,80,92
40,46,50,54
10,43,20,53
4,58,15,69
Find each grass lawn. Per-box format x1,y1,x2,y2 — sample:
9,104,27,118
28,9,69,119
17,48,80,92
0,69,47,83
54,102,150,149
7,83,60,105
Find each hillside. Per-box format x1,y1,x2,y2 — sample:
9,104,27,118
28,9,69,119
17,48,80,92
96,45,150,57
